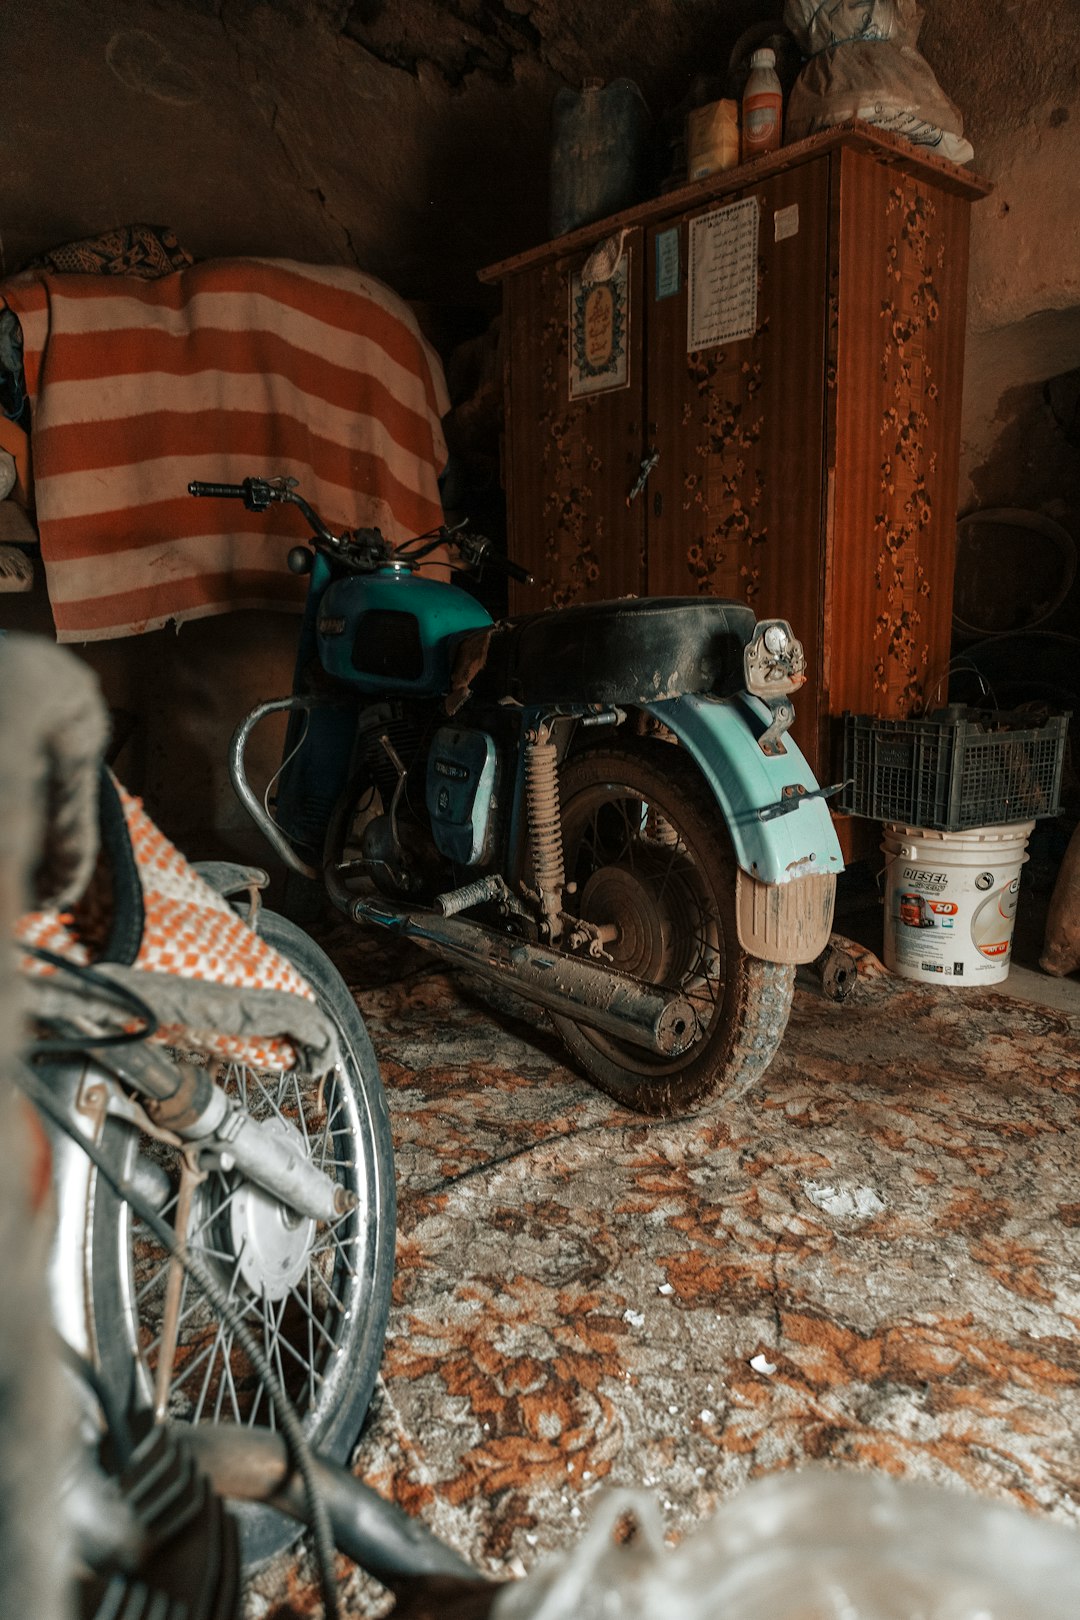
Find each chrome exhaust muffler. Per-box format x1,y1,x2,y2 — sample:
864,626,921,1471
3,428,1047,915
349,896,699,1057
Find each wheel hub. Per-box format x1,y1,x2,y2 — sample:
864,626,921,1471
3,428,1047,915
205,1117,318,1302
580,859,678,980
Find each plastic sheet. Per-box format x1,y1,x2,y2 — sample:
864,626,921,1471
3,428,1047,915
783,0,974,164
495,1467,1080,1619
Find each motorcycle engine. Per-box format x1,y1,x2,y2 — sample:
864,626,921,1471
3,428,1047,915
348,714,497,892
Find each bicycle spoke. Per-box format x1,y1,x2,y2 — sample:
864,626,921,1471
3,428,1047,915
220,1339,243,1425
268,1293,289,1422
120,1018,372,1453
317,1099,334,1173
251,1068,293,1131
305,1266,316,1407
287,1282,342,1353
272,1325,321,1380
293,1072,311,1146
191,1251,246,1423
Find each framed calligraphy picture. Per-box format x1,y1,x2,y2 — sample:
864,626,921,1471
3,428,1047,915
569,255,630,399
687,197,759,351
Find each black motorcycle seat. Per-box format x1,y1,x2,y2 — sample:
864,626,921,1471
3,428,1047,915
470,596,757,707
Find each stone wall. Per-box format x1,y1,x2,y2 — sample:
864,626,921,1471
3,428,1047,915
922,1,1080,514
7,1,1075,489
2,1,1076,845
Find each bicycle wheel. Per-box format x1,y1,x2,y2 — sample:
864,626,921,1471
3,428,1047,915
78,911,395,1567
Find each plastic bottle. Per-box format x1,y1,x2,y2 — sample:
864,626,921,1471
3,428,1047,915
741,47,783,161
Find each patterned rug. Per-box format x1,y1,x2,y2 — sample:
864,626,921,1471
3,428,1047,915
250,928,1080,1615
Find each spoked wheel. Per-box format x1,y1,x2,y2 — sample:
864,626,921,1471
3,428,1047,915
551,741,794,1116
85,912,396,1567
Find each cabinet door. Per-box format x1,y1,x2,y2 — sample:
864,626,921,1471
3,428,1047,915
645,160,832,768
504,230,646,613
828,145,970,727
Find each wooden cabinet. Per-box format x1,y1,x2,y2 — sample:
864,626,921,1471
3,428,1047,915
481,124,990,858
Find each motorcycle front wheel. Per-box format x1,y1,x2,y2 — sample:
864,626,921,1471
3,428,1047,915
78,911,396,1568
551,741,794,1116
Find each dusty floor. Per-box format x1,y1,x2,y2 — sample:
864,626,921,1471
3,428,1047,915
248,908,1080,1616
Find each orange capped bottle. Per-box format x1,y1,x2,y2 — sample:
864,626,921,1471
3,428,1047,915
741,47,782,161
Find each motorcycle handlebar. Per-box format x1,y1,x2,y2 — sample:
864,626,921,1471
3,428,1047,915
457,530,533,586
188,475,533,580
188,480,248,499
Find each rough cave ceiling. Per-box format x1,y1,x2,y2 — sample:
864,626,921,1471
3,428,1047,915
3,1,805,316
3,3,1078,349
337,0,770,96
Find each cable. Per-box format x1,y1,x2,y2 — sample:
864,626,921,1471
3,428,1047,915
22,946,159,1054
263,709,312,829
17,1065,342,1620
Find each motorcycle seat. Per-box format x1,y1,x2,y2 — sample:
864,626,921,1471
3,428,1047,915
469,596,757,708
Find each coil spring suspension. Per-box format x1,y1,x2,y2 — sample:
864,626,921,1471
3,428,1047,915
647,808,680,848
525,724,566,940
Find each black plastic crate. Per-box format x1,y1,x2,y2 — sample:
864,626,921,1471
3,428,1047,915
840,708,1070,831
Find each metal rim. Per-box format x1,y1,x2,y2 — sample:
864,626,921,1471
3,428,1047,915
114,1054,374,1435
560,775,726,1077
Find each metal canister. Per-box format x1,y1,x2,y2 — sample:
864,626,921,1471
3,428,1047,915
549,78,652,238
686,98,739,181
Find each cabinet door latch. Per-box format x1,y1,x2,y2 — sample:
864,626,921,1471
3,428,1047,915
626,448,660,506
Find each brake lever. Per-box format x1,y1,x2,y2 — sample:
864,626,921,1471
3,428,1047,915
457,531,533,586
241,476,293,512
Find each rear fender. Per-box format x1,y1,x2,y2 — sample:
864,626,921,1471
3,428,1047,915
640,692,844,888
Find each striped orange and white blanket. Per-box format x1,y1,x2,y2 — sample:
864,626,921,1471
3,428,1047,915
0,257,449,641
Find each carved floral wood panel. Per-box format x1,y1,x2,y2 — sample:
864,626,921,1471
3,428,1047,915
495,132,981,845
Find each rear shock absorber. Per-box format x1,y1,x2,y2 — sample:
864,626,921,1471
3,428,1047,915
525,720,566,942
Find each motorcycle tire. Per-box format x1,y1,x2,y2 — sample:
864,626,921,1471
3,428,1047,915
551,741,794,1116
72,910,396,1569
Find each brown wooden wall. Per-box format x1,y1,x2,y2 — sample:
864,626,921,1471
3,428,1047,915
825,146,972,745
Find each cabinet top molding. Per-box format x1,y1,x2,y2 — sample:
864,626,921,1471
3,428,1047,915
478,119,991,284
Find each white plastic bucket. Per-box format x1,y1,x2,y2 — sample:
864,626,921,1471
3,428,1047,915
881,820,1034,986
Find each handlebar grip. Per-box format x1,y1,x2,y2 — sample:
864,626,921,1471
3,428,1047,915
503,558,534,585
188,480,247,498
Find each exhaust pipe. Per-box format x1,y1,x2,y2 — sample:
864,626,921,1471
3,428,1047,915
348,896,700,1057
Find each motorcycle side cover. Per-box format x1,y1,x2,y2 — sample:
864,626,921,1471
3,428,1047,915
426,726,497,866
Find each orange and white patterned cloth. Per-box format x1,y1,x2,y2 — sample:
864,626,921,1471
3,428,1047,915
0,255,449,641
18,782,316,1070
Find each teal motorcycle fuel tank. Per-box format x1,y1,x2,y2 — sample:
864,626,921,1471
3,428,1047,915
315,564,493,698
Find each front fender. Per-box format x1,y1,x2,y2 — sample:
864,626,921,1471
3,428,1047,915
642,693,844,886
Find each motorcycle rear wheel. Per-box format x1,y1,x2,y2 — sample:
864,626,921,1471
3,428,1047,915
551,741,794,1116
81,911,396,1567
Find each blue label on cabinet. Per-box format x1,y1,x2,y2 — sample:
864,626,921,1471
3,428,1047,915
655,227,680,300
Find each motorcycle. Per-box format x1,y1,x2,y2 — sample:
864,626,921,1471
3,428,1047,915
192,475,845,1116
2,633,396,1573
34,901,396,1571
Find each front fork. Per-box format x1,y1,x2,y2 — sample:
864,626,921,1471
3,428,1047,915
265,548,357,873
30,982,351,1225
